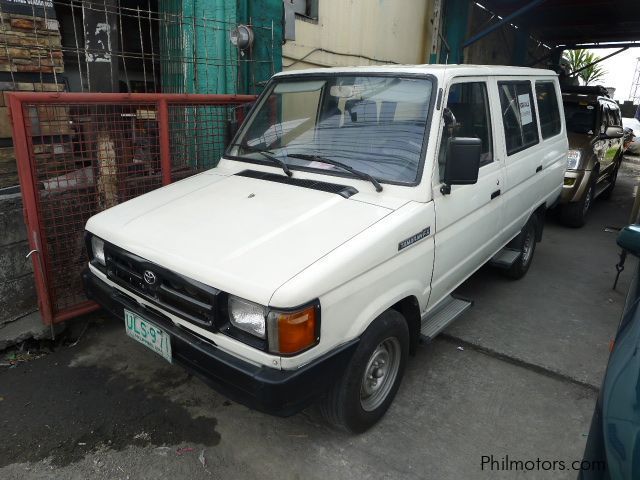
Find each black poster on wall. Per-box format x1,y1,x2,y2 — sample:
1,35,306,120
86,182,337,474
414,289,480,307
0,0,56,18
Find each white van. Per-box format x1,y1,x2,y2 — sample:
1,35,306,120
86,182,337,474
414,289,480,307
83,65,567,433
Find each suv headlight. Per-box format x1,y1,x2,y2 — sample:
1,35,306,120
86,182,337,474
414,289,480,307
567,150,581,170
90,236,106,266
227,295,319,355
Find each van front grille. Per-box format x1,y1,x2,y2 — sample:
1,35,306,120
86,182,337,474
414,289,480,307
104,244,219,329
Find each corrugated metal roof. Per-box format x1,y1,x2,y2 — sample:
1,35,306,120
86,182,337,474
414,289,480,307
480,0,640,45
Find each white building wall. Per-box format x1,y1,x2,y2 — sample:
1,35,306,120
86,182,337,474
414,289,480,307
283,0,436,71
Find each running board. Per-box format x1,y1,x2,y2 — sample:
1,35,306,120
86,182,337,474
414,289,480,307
594,181,610,198
420,295,473,341
489,247,520,269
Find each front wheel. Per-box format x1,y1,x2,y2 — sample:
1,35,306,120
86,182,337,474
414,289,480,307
320,310,409,433
559,179,594,228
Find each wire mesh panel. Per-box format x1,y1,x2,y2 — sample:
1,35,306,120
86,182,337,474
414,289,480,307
9,92,256,324
168,104,237,173
0,0,279,94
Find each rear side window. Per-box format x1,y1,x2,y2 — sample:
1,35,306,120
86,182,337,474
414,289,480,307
535,82,561,139
498,81,539,155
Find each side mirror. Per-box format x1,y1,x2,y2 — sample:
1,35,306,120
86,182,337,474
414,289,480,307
601,126,624,139
617,225,640,257
441,137,482,194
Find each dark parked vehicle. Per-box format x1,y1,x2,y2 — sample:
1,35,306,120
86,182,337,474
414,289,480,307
579,224,640,479
559,86,624,227
622,117,640,155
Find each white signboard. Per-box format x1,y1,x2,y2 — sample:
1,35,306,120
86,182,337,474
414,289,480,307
518,93,533,125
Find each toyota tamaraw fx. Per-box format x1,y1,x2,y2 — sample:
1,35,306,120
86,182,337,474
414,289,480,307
83,65,567,432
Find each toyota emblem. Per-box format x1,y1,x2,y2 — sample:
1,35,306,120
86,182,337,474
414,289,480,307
143,270,157,285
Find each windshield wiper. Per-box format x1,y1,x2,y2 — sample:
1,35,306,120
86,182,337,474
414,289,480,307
286,153,383,192
228,143,292,177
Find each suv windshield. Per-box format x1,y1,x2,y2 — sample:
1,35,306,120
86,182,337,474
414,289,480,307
563,100,596,134
227,75,433,184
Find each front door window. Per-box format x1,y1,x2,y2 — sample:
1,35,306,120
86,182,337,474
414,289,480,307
438,81,493,182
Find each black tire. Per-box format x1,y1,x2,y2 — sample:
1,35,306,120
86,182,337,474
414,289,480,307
503,217,537,280
559,179,595,228
320,309,409,433
599,164,619,200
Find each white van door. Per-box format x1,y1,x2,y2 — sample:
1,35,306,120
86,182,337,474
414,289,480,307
429,79,504,309
494,78,566,241
495,79,545,240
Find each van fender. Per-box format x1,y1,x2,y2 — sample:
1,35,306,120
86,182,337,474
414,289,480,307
342,279,426,341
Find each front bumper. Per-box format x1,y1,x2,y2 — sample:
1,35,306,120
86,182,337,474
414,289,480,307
82,268,358,417
559,169,594,204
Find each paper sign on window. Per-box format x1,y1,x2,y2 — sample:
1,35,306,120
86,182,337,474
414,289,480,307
518,93,533,125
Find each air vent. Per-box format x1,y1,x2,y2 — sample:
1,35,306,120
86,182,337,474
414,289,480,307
236,169,358,198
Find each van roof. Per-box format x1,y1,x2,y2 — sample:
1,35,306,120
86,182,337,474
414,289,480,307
275,64,557,78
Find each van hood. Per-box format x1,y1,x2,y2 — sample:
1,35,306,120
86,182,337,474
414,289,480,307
86,171,392,306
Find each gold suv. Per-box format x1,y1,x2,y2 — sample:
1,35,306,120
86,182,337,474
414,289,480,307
559,86,624,227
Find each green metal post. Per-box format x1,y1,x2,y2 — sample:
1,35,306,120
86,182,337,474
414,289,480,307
512,27,529,66
441,0,470,64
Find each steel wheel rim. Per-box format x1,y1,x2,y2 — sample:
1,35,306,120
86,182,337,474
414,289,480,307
521,227,534,266
360,337,401,412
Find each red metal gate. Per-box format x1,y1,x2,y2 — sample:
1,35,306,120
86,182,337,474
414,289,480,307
8,92,256,325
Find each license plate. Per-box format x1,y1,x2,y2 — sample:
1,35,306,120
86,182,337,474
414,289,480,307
124,309,172,363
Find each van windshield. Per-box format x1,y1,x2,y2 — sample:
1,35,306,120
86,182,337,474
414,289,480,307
563,101,596,134
227,75,433,184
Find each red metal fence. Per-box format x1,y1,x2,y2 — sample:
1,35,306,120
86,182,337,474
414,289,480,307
9,93,256,325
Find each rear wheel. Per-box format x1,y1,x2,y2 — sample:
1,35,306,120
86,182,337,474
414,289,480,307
503,217,537,280
560,178,595,228
320,310,409,433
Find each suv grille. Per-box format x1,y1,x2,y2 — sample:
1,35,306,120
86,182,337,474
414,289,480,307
104,244,219,329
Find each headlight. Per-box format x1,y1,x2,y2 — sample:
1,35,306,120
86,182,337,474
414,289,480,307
567,150,581,170
227,295,320,354
91,236,105,266
228,295,267,338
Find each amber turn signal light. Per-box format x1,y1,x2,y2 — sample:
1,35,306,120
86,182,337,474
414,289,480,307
267,304,318,355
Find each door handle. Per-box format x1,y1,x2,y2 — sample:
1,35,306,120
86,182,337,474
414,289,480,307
536,165,542,173
491,189,501,200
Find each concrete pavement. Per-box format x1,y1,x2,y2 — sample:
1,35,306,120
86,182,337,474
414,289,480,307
1,162,637,479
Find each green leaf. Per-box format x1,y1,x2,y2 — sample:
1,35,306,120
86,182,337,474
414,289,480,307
562,49,607,86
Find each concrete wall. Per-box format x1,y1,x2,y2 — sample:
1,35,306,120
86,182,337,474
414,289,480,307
0,192,38,327
620,101,637,118
282,0,435,70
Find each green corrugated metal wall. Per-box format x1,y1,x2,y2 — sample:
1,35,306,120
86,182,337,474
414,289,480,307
159,0,282,94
